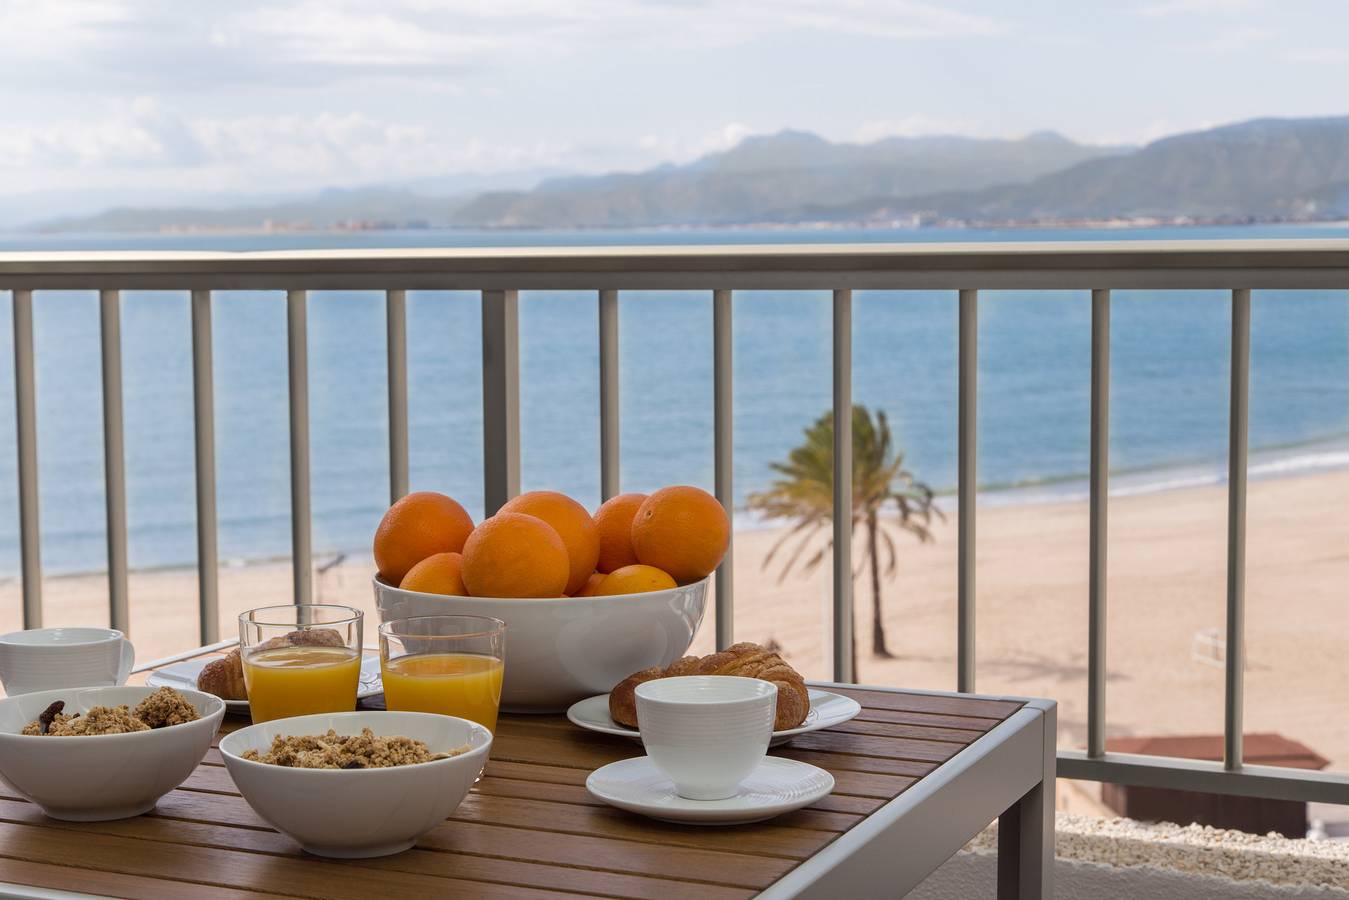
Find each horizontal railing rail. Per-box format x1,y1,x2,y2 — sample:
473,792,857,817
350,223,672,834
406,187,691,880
5,239,1349,811
6,239,1349,290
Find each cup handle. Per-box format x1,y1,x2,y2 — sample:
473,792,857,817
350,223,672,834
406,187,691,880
117,639,135,685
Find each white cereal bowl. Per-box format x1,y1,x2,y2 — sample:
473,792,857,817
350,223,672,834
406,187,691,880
0,685,225,821
219,710,493,859
373,576,708,713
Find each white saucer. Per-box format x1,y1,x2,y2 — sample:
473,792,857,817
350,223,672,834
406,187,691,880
587,755,834,825
567,688,860,747
146,654,384,714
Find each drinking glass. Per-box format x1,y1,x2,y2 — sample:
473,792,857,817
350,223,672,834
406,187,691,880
240,604,364,724
379,616,506,732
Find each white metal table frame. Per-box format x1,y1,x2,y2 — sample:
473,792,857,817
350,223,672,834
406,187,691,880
762,683,1056,900
0,657,1055,900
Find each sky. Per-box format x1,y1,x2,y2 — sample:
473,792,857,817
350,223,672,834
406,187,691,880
2,0,1348,216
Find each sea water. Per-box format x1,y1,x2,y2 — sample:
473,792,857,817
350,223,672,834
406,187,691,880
0,224,1345,576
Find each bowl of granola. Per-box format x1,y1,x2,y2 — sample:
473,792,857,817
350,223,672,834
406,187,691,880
219,710,492,858
0,685,225,820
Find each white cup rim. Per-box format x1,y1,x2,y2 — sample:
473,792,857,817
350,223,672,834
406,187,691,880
635,675,778,707
0,627,125,648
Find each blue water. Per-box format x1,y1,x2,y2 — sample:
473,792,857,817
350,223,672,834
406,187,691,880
0,224,1346,576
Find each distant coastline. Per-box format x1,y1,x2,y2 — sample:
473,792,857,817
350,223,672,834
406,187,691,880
19,214,1349,239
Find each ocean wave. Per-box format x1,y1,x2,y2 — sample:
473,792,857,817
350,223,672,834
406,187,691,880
738,440,1349,528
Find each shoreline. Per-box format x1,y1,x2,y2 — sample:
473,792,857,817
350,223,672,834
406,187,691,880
8,433,1348,583
16,218,1349,239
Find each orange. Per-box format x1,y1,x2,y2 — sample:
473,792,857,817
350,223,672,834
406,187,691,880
373,491,474,584
399,552,467,596
595,564,677,595
574,572,607,597
460,512,569,598
593,492,646,573
500,491,600,595
631,485,730,584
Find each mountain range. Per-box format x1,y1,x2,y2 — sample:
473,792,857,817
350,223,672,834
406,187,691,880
27,115,1349,232
451,130,1124,227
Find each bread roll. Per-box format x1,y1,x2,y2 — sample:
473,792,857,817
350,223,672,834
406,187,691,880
196,648,247,701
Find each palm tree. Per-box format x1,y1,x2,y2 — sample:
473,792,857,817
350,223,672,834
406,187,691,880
747,405,941,671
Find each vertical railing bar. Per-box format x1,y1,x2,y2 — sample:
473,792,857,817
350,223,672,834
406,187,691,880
191,290,219,644
12,289,42,629
1087,288,1111,757
100,289,129,633
287,289,313,605
1225,288,1251,770
386,289,410,504
598,289,620,502
832,289,854,683
713,289,735,650
481,289,521,516
957,289,978,693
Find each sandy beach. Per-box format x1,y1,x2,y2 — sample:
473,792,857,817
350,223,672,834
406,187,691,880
3,468,1346,772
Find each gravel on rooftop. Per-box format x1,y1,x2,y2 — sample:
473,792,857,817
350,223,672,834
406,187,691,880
966,813,1349,892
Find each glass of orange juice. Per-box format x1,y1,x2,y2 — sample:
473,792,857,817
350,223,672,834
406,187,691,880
378,616,506,732
240,604,364,724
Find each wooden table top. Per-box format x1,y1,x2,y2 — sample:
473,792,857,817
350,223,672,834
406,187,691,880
0,684,1024,899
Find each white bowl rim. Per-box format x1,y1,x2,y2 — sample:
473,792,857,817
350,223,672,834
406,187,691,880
373,573,709,604
219,710,493,775
0,685,225,741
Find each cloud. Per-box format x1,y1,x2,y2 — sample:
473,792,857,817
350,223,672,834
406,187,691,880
0,0,1012,195
856,116,983,142
1088,118,1218,147
0,99,202,170
0,1,1005,91
0,0,131,42
1189,24,1274,52
765,1,1002,39
0,102,576,194
1135,0,1263,15
1284,47,1349,64
637,123,756,164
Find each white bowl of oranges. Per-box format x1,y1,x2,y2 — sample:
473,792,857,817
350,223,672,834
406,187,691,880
371,486,728,712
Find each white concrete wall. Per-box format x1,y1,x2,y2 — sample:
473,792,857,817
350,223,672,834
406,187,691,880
908,850,1349,900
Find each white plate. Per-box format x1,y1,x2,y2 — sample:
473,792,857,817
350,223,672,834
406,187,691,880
566,688,861,747
147,654,384,714
587,755,833,825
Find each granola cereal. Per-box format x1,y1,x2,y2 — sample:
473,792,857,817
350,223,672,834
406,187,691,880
22,703,149,736
20,687,201,736
241,727,470,769
134,686,202,728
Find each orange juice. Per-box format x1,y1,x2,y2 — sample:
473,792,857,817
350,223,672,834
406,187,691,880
243,645,362,723
381,653,504,731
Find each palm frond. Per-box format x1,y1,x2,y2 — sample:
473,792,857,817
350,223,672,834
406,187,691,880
750,405,942,651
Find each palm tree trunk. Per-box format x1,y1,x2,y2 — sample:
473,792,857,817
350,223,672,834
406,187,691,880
869,513,893,658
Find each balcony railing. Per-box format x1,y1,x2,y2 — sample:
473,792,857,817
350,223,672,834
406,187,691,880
4,239,1349,810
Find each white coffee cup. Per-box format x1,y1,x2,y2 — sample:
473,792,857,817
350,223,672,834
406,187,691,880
634,675,776,801
0,628,135,696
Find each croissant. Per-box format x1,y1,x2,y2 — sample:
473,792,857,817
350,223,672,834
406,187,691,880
197,648,247,700
195,629,346,702
609,642,810,731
